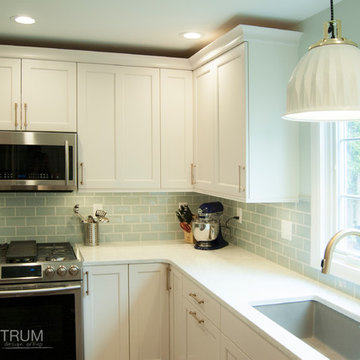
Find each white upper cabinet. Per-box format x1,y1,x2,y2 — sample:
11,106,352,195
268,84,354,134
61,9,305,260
192,26,300,202
21,59,76,132
118,67,160,189
213,47,246,199
160,69,193,190
193,62,216,193
0,58,20,130
78,63,119,189
78,63,160,190
0,58,76,132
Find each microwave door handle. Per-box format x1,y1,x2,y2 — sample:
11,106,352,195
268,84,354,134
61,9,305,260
64,140,69,186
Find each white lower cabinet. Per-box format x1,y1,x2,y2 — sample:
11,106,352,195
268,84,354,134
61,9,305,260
129,263,169,360
221,306,290,360
183,299,221,360
221,334,250,360
83,264,291,360
83,263,169,360
83,264,129,360
169,266,185,360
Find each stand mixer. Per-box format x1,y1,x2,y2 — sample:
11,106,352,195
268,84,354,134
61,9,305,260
192,202,228,250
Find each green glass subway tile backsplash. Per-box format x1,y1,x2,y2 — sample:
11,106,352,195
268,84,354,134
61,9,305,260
1,191,360,299
0,192,211,245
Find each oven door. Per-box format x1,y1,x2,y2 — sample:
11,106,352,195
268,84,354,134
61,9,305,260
0,281,83,360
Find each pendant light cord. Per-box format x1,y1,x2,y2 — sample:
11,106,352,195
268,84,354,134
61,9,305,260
328,0,335,38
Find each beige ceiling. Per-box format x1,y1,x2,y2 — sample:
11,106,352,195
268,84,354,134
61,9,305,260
0,0,342,57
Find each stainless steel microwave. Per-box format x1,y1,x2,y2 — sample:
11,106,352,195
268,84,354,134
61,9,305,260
0,131,77,191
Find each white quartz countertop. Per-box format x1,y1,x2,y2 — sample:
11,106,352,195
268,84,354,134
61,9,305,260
77,241,360,360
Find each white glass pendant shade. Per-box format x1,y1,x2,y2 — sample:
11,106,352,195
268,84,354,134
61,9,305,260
283,20,360,122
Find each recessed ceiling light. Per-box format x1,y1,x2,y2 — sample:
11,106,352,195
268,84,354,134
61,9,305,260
181,32,203,40
13,16,36,25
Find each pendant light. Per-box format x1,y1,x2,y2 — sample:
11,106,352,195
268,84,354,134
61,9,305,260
283,0,360,122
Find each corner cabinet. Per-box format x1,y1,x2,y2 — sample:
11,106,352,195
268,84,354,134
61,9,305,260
77,64,160,190
193,27,300,202
0,58,76,132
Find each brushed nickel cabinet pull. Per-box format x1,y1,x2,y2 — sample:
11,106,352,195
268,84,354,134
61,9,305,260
238,165,246,192
166,265,172,291
14,103,18,129
24,103,28,129
191,163,196,185
189,292,204,304
85,271,89,295
80,162,84,185
189,311,204,324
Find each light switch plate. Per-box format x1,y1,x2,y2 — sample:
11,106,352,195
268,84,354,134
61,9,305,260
281,220,292,241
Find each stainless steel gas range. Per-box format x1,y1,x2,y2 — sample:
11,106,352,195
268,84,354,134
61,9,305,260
0,240,83,360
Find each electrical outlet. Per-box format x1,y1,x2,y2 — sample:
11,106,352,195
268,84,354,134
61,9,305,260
93,203,103,216
236,207,242,223
178,202,188,209
281,220,292,241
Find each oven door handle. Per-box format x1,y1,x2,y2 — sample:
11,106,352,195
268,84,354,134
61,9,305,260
0,284,81,296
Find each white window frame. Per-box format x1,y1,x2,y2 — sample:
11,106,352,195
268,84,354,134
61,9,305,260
311,122,360,284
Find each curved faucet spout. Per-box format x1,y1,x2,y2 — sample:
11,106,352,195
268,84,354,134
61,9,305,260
321,228,360,274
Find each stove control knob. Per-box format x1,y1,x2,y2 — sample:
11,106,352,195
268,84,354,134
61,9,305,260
44,266,55,277
69,265,80,276
57,265,67,277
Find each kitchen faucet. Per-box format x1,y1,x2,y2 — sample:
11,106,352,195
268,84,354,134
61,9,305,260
321,228,360,273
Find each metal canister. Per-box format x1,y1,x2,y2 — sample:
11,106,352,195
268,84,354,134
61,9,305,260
84,222,99,246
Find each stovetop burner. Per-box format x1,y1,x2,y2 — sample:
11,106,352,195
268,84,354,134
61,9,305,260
0,240,82,284
1,241,77,263
37,242,76,262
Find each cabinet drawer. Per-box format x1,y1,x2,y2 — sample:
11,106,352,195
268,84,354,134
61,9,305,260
183,276,220,327
183,299,221,360
221,306,290,360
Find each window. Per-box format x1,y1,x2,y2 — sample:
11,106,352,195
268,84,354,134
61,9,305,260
337,122,360,257
311,122,360,284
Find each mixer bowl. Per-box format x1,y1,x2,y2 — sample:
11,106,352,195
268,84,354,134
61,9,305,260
192,220,220,241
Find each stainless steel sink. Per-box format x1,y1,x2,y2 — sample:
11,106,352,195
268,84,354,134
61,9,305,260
254,300,360,360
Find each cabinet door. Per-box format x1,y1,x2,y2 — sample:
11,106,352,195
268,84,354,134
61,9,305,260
0,58,20,130
83,265,129,360
129,263,169,360
78,63,121,189
193,62,216,192
183,299,220,360
22,59,76,132
118,67,160,189
170,266,186,360
213,45,247,200
221,334,250,360
160,69,193,189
